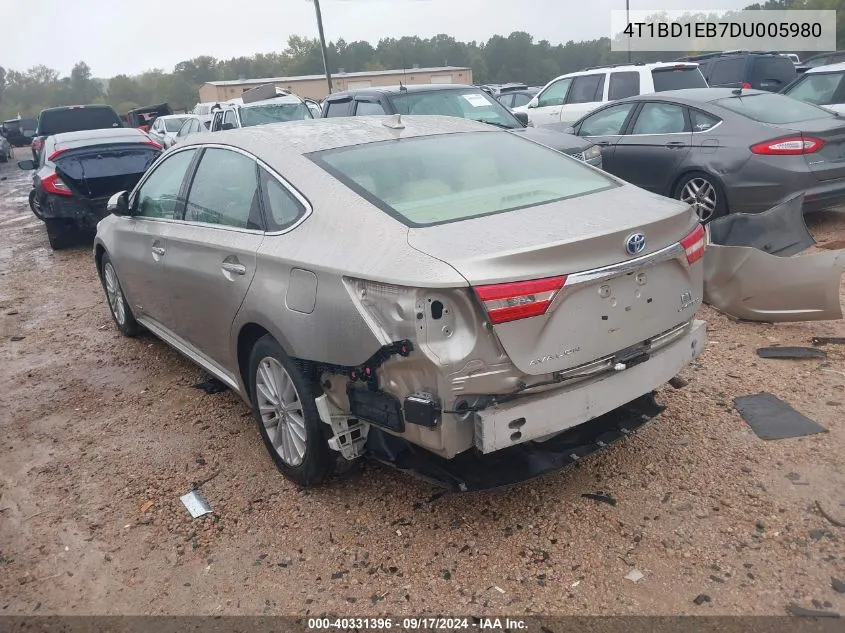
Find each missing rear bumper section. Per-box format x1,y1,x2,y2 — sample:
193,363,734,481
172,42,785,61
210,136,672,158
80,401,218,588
472,319,706,453
365,392,665,491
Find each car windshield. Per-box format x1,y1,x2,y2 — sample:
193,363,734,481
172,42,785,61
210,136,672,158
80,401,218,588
714,92,833,123
38,107,123,135
390,89,521,129
651,67,708,91
313,131,616,227
239,103,313,127
164,117,188,132
783,72,845,106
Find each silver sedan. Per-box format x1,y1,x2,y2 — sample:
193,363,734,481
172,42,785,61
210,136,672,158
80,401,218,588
93,115,706,488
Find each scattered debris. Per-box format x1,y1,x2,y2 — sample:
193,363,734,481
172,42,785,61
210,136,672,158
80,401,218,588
813,337,845,346
581,492,617,507
815,501,845,528
192,378,228,394
693,594,712,606
709,575,725,584
180,490,212,518
192,470,220,490
139,500,154,514
818,240,845,250
6,310,18,315
786,472,802,481
571,580,580,588
668,376,688,389
787,603,841,618
809,529,829,541
492,586,505,594
677,438,690,446
832,578,845,594
10,335,24,341
756,346,827,360
733,393,827,440
624,569,644,583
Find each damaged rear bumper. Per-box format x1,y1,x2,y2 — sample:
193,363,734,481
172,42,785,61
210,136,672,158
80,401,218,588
41,193,110,229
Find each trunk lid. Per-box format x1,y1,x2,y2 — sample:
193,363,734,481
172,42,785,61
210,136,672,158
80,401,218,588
54,144,159,199
793,117,845,181
407,184,703,375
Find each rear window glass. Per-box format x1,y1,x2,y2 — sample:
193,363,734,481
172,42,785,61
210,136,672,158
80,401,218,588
239,102,312,127
714,93,833,124
652,67,708,91
708,58,745,85
311,131,616,227
38,107,122,136
390,89,520,128
784,72,845,105
750,57,796,90
164,118,188,132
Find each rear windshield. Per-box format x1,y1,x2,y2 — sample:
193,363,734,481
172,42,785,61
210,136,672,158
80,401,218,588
38,107,123,136
312,131,616,227
714,93,833,124
652,67,707,91
390,89,521,129
239,103,313,127
164,117,188,132
56,146,160,180
750,56,796,90
783,71,845,105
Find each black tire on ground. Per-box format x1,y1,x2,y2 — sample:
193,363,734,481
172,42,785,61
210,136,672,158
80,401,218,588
672,171,728,223
249,335,333,487
28,190,44,220
98,252,142,337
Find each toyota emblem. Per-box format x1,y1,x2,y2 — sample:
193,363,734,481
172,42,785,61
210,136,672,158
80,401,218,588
625,233,646,256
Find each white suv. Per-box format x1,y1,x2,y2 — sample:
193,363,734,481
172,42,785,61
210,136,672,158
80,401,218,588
515,62,707,126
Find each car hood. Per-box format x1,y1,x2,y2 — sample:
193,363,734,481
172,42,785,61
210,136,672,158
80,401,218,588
510,127,592,154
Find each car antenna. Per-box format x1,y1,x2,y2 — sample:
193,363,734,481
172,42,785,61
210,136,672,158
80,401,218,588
383,113,405,129
400,51,408,91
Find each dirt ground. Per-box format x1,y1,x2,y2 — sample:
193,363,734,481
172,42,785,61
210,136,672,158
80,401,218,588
1,147,844,617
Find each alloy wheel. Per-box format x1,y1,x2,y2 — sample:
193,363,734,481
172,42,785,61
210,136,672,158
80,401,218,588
255,357,307,467
680,177,718,223
103,262,126,326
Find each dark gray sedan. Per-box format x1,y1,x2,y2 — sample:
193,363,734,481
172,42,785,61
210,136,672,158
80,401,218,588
553,88,845,222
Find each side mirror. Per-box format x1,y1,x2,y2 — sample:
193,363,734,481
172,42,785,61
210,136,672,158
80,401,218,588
107,190,130,216
563,126,576,135
527,97,539,109
221,122,235,131
17,159,36,170
513,111,529,126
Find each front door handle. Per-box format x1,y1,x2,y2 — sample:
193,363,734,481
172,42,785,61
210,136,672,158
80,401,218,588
596,141,612,146
221,262,246,275
151,246,165,256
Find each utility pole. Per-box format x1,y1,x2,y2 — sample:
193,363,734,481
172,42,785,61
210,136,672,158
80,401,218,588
311,0,333,94
626,0,632,63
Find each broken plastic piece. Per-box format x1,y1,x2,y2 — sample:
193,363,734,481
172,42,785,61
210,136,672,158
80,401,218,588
787,603,841,618
813,337,845,346
180,490,212,518
734,392,827,440
625,569,644,582
703,194,845,322
582,492,617,506
832,577,845,593
756,346,827,360
693,594,712,606
192,377,228,394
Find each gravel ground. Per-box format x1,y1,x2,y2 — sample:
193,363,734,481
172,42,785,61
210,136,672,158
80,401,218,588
0,148,844,616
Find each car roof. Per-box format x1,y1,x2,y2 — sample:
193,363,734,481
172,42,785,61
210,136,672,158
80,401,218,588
805,61,845,74
39,104,116,114
621,87,767,104
327,84,476,100
157,114,190,120
50,127,151,147
180,114,494,159
240,95,305,108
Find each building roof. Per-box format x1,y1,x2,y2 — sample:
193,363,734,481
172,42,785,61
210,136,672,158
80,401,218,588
204,66,472,87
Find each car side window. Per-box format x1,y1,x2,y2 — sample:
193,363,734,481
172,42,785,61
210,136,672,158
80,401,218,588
567,74,605,104
134,149,197,219
578,103,636,136
355,101,387,116
223,110,237,127
690,109,721,132
608,72,641,100
325,99,352,117
497,94,513,108
211,111,223,131
631,103,690,135
709,58,745,85
184,148,261,229
259,167,306,231
512,93,532,108
537,78,572,107
176,121,191,137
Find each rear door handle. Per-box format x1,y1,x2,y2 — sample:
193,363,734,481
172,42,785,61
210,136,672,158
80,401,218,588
596,141,612,146
665,141,687,149
221,262,246,275
151,246,165,256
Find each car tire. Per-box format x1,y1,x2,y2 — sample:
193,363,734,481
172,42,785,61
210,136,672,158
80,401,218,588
673,171,727,223
28,190,44,220
98,252,142,337
249,335,333,487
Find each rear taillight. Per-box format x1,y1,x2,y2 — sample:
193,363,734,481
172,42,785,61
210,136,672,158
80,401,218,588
680,224,706,265
474,276,567,324
742,82,752,89
42,172,72,196
144,139,162,150
750,134,825,155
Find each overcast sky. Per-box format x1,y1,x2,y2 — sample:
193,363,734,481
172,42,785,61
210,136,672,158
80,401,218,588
1,0,751,77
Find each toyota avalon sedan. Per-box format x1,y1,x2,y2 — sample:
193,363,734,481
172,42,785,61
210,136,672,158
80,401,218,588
93,116,706,489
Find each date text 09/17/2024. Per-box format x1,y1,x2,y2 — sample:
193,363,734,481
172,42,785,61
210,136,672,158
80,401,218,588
307,617,529,630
